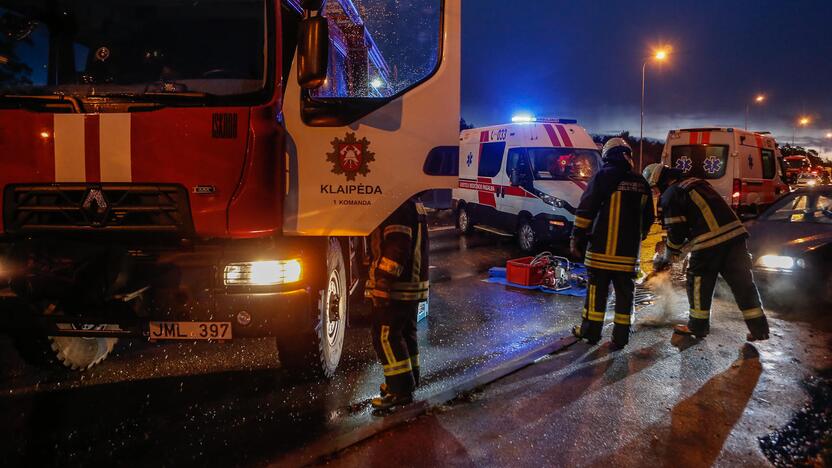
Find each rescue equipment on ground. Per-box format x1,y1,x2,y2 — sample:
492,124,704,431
499,252,588,292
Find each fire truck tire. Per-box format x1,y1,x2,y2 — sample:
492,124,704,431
276,238,346,379
517,219,538,253
457,204,474,235
12,324,117,371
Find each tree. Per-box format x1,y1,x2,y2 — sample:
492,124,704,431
0,11,34,88
460,118,474,131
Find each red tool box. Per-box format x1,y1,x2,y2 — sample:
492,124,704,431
505,256,545,286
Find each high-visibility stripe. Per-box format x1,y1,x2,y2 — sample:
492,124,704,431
694,276,702,311
99,113,132,182
667,239,686,251
384,357,413,376
384,225,412,238
574,216,592,229
690,226,747,251
664,216,687,225
742,307,764,320
589,285,596,316
614,313,631,325
606,191,621,255
586,251,638,265
369,230,382,285
588,310,605,322
581,308,588,320
411,224,422,282
415,202,427,215
585,258,636,272
389,291,429,301
690,190,719,231
391,281,430,291
378,257,404,276
690,308,710,320
380,326,396,364
53,114,86,182
385,365,414,376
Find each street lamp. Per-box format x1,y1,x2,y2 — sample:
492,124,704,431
793,116,811,145
745,94,766,130
640,48,669,171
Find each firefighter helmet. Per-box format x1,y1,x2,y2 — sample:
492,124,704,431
643,163,683,191
601,137,634,168
642,163,665,188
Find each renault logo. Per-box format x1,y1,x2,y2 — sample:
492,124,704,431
82,188,109,225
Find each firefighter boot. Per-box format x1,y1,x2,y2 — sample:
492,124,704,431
745,316,770,342
572,324,600,345
371,391,413,411
673,320,710,339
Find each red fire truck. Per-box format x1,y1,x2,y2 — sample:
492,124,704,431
0,0,460,376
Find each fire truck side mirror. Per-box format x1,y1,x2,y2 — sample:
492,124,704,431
297,15,329,90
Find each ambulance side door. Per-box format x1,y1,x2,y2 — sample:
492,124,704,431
500,147,533,228
474,140,508,229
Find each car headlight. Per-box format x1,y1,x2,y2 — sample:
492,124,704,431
756,255,804,271
806,179,817,186
224,260,302,286
540,193,565,208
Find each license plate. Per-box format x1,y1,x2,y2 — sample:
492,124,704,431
148,321,232,341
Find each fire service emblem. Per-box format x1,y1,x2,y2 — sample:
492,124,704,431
326,132,375,181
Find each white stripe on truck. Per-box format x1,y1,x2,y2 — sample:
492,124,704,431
99,114,132,182
53,114,86,182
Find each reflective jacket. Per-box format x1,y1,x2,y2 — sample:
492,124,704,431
659,178,747,254
366,199,430,302
572,161,654,273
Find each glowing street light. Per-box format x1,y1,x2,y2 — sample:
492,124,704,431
640,47,670,170
793,116,812,145
826,132,832,139
745,94,766,130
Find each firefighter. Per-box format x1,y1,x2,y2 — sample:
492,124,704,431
366,195,429,411
569,138,654,350
642,163,770,341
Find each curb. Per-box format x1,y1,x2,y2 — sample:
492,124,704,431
272,334,579,467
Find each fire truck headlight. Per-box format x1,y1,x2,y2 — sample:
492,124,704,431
224,260,302,286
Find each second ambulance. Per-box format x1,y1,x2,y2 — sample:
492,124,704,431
454,119,601,252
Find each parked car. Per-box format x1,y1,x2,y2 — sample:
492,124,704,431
746,187,832,304
795,172,820,188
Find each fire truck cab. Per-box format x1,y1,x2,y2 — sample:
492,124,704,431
453,119,601,252
663,128,789,215
0,0,460,376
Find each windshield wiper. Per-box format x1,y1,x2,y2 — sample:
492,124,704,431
0,93,82,113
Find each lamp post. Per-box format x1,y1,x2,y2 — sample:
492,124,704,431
745,94,766,130
793,116,810,146
640,49,668,171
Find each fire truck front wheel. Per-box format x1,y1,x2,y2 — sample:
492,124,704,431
276,238,347,379
12,305,118,371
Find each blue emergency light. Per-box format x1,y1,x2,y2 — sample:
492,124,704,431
511,115,578,124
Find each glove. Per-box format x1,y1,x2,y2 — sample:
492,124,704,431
371,277,392,309
569,236,585,260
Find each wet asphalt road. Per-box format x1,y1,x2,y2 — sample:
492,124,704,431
0,219,585,467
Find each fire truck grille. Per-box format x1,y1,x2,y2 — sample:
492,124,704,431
3,184,194,235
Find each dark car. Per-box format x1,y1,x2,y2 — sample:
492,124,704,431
745,187,832,304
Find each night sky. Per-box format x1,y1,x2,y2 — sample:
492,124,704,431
461,0,832,157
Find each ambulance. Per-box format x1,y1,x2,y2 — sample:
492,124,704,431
662,128,790,215
453,119,601,252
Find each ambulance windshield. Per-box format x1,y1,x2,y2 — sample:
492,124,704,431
527,148,601,181
0,0,268,103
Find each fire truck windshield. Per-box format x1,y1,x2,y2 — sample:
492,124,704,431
0,0,269,104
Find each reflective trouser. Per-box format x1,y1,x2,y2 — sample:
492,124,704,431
686,238,769,337
371,301,420,394
579,268,635,345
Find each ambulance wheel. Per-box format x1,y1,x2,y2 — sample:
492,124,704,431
457,204,474,235
517,219,538,253
276,238,346,380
